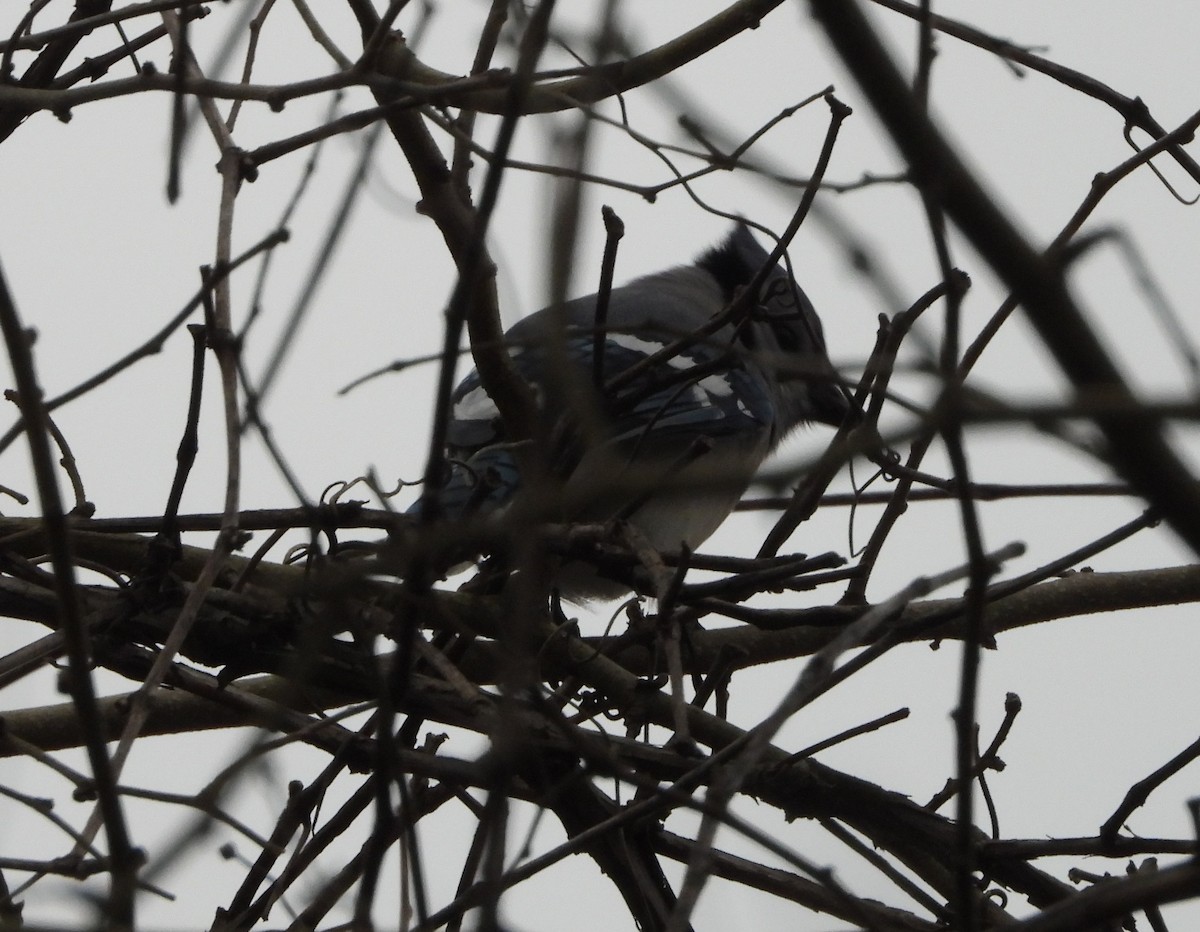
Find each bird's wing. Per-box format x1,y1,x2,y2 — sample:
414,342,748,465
445,328,775,461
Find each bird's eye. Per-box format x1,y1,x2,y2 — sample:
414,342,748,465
770,318,802,352
758,277,821,354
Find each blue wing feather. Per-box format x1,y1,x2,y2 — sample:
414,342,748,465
446,331,772,463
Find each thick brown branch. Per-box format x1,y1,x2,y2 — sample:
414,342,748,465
371,0,787,115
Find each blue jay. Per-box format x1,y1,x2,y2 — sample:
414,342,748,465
415,224,851,595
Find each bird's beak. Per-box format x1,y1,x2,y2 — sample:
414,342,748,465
811,377,860,429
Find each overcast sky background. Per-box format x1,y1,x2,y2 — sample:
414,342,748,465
2,1,1200,928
